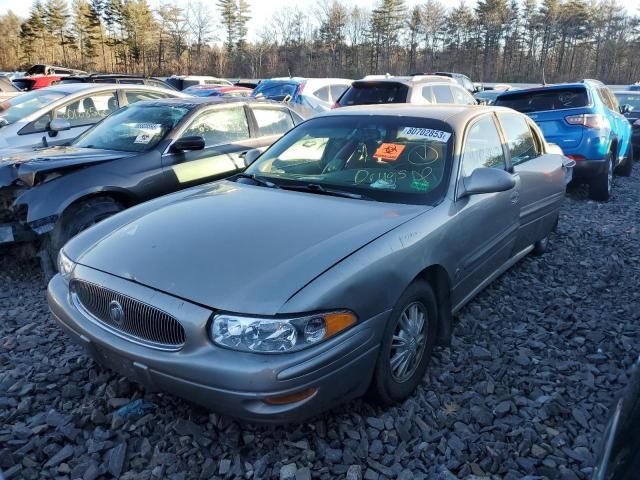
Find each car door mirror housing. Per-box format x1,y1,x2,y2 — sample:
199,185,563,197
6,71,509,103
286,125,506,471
460,167,516,198
171,136,205,152
620,104,633,114
243,148,262,168
49,118,71,133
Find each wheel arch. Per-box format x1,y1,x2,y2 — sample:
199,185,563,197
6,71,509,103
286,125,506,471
414,264,453,347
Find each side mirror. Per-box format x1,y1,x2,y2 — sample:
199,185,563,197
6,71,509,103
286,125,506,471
49,118,71,133
476,98,489,106
170,136,205,152
547,143,564,155
459,167,516,198
243,148,262,167
620,104,633,115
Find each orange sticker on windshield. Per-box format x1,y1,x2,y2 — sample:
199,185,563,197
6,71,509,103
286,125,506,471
374,143,405,161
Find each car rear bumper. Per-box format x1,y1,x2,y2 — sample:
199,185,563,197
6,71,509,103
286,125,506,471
47,268,387,424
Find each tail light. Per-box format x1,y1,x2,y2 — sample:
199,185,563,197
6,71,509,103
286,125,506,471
565,114,607,129
566,154,585,161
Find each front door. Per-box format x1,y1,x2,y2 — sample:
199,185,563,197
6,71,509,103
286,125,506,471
448,113,520,308
162,105,256,190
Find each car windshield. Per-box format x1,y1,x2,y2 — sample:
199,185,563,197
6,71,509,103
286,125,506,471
495,87,589,112
252,81,298,100
73,103,190,152
338,82,409,106
247,115,453,205
614,93,640,111
0,89,67,127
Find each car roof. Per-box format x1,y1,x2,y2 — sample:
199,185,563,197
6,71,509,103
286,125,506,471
357,75,457,86
317,104,512,127
130,97,284,107
32,83,181,94
495,83,589,97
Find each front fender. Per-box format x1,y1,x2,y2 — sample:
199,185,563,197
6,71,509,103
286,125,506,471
280,205,455,322
15,181,134,227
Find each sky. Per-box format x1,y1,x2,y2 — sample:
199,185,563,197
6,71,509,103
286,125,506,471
1,0,639,42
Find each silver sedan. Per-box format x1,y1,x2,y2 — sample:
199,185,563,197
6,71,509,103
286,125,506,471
48,104,571,423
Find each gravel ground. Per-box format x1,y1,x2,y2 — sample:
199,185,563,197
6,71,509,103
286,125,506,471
1,165,639,480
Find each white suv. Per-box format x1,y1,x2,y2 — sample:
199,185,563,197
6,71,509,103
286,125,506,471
335,75,478,107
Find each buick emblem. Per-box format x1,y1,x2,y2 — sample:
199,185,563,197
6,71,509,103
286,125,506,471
109,300,125,326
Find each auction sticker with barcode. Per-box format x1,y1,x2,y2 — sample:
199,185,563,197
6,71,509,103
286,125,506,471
401,127,451,142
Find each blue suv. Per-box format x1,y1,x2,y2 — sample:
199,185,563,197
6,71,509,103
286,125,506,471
496,80,633,201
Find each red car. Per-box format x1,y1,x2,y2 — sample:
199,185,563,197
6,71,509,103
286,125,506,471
12,75,62,92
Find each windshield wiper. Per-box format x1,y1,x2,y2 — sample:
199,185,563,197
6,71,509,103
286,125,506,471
234,173,280,188
281,183,376,201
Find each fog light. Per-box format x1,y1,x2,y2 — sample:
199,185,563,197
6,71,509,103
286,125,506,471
263,387,317,405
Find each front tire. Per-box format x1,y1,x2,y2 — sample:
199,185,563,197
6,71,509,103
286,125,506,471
615,143,633,177
371,280,438,404
46,196,123,272
589,152,614,202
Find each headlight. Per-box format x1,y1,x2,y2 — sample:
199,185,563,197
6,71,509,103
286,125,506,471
634,119,640,126
211,311,357,353
57,249,76,283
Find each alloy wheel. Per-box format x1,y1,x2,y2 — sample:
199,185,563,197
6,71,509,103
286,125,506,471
389,301,428,382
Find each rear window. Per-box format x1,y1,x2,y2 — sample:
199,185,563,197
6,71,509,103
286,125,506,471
495,88,589,113
338,82,409,107
252,81,298,100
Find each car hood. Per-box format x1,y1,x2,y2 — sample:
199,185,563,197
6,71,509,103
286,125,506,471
0,146,136,187
74,181,427,315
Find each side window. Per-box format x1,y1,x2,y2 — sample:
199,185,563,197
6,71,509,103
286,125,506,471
24,111,52,133
125,90,172,104
605,88,619,111
313,86,331,102
433,85,454,104
461,115,507,176
597,88,615,111
453,86,476,105
329,84,348,102
252,107,294,136
421,86,434,102
497,112,538,166
181,106,249,146
54,91,118,127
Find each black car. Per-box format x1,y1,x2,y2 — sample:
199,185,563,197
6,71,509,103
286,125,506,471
0,97,302,271
60,74,176,91
614,91,640,159
592,358,640,479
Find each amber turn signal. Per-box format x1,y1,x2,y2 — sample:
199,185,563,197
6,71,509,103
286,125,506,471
324,312,357,339
264,387,317,405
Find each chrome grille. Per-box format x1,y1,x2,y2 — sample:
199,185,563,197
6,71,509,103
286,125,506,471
71,280,186,350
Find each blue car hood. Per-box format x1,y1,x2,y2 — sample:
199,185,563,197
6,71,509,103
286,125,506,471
71,181,427,315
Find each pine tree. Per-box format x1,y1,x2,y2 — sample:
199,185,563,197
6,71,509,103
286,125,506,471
218,0,236,58
45,0,73,65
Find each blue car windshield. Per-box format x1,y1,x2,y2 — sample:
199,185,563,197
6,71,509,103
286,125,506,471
248,115,453,205
252,81,298,100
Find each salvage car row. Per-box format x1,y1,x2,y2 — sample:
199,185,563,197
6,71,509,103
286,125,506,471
0,68,637,424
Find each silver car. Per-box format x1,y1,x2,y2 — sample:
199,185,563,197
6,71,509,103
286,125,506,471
48,105,570,423
0,83,187,150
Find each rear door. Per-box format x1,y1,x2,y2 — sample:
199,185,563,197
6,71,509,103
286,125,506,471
497,111,564,252
161,104,253,190
449,113,520,307
495,87,590,151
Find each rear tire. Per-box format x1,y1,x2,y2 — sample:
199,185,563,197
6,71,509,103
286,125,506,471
589,152,614,202
615,143,633,177
371,280,438,404
45,196,123,272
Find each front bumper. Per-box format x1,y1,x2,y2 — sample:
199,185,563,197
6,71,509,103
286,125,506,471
48,266,387,423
